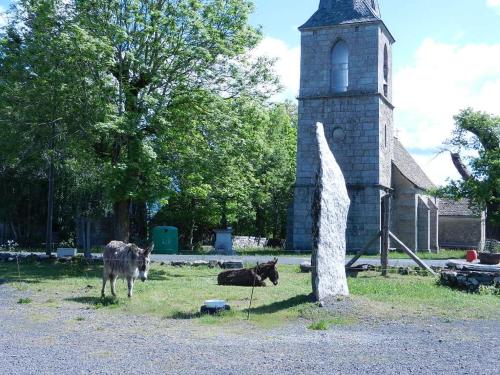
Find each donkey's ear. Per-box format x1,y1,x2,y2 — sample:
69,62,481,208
273,257,278,264
145,243,154,255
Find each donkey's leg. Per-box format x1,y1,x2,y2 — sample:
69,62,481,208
251,272,265,287
127,277,134,298
110,274,117,297
101,273,108,297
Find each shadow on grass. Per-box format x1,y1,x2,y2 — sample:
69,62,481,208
168,310,201,320
147,269,171,281
0,262,102,282
249,294,314,315
66,295,122,307
0,278,41,285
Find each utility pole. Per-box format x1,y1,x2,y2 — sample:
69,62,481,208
45,120,57,256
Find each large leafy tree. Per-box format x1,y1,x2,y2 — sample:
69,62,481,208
0,0,113,252
154,97,297,249
73,0,278,241
438,108,500,240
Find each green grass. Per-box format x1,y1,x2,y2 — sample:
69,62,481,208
363,249,467,260
1,261,498,326
17,297,32,304
308,316,356,331
308,320,330,330
234,247,466,260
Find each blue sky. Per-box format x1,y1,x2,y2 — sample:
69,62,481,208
1,0,500,184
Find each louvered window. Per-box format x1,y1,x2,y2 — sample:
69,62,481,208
331,40,349,93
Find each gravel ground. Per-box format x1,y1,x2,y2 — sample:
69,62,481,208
1,284,498,375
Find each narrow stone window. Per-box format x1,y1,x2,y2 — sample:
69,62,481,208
383,45,389,97
371,0,376,9
384,124,387,148
331,40,349,93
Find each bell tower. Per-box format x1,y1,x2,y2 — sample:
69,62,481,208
290,0,395,253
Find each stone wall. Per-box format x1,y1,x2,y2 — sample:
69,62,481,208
391,166,438,252
390,165,416,249
439,216,483,249
232,236,267,249
417,197,430,251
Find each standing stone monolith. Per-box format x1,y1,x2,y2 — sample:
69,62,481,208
312,122,351,303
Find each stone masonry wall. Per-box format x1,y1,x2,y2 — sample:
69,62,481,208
391,166,417,250
439,216,483,249
417,197,430,251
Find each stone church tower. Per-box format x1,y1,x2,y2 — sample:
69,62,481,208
290,0,395,253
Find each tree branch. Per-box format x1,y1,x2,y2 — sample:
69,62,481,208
451,152,473,181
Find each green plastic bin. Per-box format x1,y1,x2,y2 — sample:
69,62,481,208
152,226,179,254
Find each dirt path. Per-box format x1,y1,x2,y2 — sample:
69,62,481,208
1,285,498,375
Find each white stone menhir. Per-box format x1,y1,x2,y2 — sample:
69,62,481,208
312,123,350,303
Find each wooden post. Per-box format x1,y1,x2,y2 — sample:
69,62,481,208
389,231,437,276
381,194,391,277
45,121,56,256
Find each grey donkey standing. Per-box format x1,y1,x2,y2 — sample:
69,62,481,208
101,241,153,298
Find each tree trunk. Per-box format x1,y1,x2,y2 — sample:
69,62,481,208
113,200,130,242
486,202,500,240
84,218,92,259
129,201,147,243
451,152,472,180
255,206,265,239
188,217,196,251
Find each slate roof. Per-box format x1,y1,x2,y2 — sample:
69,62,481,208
300,0,381,30
392,138,435,190
439,198,478,217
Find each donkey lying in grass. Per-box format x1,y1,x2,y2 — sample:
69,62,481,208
218,258,279,287
101,241,153,298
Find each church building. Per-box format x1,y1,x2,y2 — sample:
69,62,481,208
288,0,443,253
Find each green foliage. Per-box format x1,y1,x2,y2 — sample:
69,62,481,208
17,298,32,304
434,108,500,238
0,0,114,245
154,98,297,248
0,0,285,244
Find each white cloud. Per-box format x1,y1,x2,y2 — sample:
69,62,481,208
412,152,462,186
487,0,500,11
394,38,500,184
251,37,300,101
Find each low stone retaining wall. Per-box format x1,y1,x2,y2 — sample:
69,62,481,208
0,252,244,270
440,270,500,292
233,236,267,249
440,261,500,292
0,252,103,265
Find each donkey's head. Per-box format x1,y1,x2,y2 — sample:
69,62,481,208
257,258,279,285
268,258,279,285
138,243,154,282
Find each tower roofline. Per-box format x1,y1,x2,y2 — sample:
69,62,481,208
300,0,379,29
299,0,395,43
299,19,395,44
